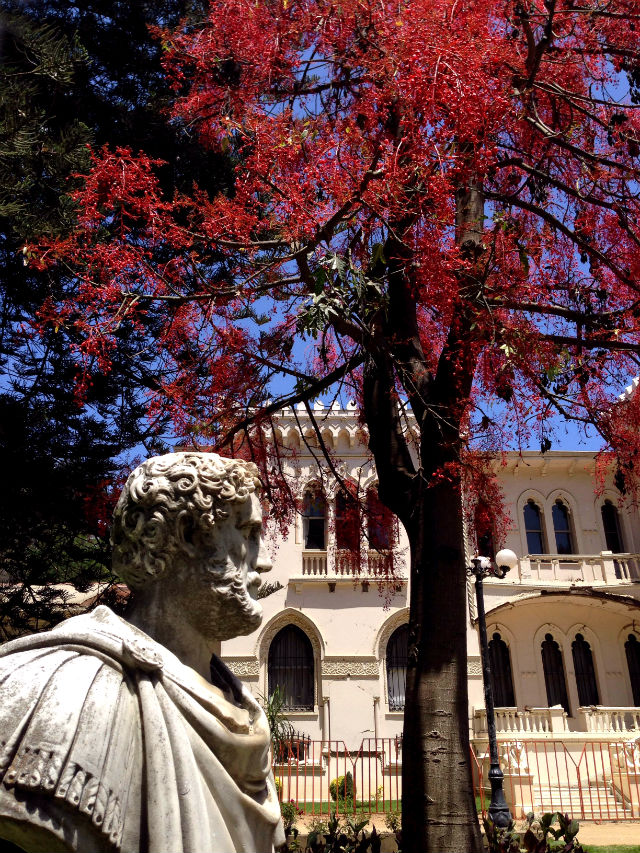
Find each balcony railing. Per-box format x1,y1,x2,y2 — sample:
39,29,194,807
474,705,640,738
302,551,328,576
473,706,569,737
579,706,640,733
300,549,403,580
513,553,640,585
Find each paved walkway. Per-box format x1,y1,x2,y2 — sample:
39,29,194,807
559,821,640,846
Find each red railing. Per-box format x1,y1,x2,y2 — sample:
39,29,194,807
273,737,402,816
473,739,640,822
274,737,640,821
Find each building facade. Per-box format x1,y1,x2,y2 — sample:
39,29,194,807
221,402,640,813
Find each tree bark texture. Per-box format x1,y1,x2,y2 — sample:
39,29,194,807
401,473,482,853
362,176,485,851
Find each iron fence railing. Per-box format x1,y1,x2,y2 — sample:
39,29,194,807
473,739,640,821
273,736,640,821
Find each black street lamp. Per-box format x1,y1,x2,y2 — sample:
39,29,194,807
468,548,518,828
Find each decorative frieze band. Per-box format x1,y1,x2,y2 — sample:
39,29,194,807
322,657,379,678
468,656,482,676
224,657,260,677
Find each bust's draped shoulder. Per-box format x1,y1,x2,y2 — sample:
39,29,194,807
0,606,284,853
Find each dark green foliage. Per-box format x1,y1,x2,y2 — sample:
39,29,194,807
383,810,401,851
0,2,231,634
329,772,355,805
484,812,585,853
303,813,381,853
280,800,302,844
261,686,295,761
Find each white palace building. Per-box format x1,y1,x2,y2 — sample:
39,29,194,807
221,397,640,818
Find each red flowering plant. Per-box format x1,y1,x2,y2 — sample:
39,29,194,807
29,2,640,849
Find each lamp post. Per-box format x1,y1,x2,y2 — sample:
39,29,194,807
468,548,518,827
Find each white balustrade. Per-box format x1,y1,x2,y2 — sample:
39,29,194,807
517,554,640,585
579,706,640,733
302,551,328,575
474,706,569,737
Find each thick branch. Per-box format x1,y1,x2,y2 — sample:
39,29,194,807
362,350,415,524
218,352,365,448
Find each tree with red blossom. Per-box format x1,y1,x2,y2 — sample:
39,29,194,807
31,2,640,849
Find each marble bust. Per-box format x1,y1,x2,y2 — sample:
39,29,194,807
0,452,285,852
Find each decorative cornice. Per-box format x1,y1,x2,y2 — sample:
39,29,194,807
374,608,409,658
256,609,324,662
224,657,260,677
322,657,379,678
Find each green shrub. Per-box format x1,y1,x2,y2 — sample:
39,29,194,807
329,771,354,803
384,810,401,833
280,800,301,836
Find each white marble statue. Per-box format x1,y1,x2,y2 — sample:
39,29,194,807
0,452,285,853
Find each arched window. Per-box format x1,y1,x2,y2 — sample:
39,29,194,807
602,500,624,553
336,488,359,551
625,634,640,706
475,502,495,559
602,500,626,579
386,624,408,711
268,625,314,711
541,633,570,714
572,633,600,706
303,489,326,549
488,632,515,707
524,500,545,554
552,499,574,554
367,488,394,551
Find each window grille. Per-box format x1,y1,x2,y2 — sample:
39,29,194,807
367,488,393,551
336,489,359,551
625,634,640,706
475,501,495,559
602,501,625,578
602,500,624,552
552,499,574,554
275,731,311,762
268,625,314,711
524,500,545,554
572,633,600,706
488,632,515,707
386,624,408,711
541,633,570,715
303,490,326,550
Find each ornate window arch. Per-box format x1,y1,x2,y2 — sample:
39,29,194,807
523,498,546,554
335,481,360,552
541,632,570,714
366,485,396,553
487,632,515,707
386,624,409,711
601,499,624,553
376,610,409,710
302,483,327,550
268,625,314,711
571,632,600,706
551,499,575,555
546,490,581,554
257,610,323,709
625,633,640,706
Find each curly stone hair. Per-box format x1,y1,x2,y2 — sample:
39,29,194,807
111,452,261,589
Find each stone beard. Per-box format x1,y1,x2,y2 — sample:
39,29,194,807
0,452,285,853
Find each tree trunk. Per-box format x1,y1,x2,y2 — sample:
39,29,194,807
364,171,485,852
401,466,482,853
